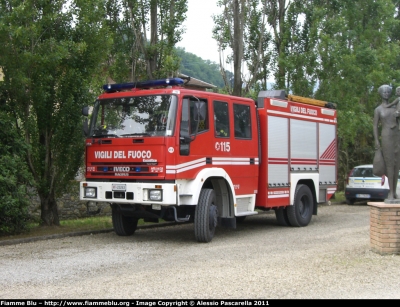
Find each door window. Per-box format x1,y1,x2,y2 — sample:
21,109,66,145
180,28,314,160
214,101,230,138
233,103,251,139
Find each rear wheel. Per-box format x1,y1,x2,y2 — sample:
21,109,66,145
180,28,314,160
112,206,138,236
346,198,355,205
194,189,218,243
287,184,314,227
275,207,291,226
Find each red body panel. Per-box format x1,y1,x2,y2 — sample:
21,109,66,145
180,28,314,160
165,89,259,196
256,97,337,208
86,87,259,197
84,85,337,209
85,137,167,180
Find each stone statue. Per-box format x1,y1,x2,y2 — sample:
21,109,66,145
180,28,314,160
373,84,400,200
385,86,400,130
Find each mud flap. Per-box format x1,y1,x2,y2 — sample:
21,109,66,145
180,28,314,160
218,217,236,229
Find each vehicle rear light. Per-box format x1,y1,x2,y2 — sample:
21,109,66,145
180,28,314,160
381,175,385,186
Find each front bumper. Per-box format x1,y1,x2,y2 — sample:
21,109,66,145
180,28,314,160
345,187,388,200
80,181,177,205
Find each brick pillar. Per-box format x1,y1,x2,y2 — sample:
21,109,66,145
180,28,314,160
368,202,400,255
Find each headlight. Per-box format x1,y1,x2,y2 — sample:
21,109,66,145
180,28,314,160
84,187,97,198
149,189,162,201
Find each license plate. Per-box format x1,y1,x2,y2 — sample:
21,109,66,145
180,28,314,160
356,194,370,198
112,184,126,191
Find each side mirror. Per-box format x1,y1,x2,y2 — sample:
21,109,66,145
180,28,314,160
82,106,89,116
180,135,194,144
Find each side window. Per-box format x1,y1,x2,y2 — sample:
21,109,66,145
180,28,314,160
192,98,208,134
233,103,252,139
214,101,230,138
180,97,208,137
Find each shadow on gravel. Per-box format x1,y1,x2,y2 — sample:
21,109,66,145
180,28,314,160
1,203,370,246
124,211,295,244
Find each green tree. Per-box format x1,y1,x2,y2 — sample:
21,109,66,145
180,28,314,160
243,0,272,94
264,0,292,90
263,0,400,187
282,0,319,96
310,0,400,188
0,0,111,226
213,0,275,96
213,0,249,96
176,47,229,89
0,106,32,235
212,0,400,189
105,0,188,82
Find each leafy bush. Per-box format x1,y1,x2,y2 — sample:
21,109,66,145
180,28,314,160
0,111,32,235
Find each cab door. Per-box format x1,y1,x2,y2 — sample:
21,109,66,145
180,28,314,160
212,99,259,196
176,94,213,179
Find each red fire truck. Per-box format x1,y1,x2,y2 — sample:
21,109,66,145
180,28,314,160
80,78,337,242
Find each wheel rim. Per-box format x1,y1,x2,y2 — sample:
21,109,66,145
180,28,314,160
209,204,218,231
299,195,310,218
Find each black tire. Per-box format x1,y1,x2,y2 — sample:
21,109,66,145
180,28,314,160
346,198,355,205
112,206,138,236
194,189,218,243
275,207,291,226
287,184,314,227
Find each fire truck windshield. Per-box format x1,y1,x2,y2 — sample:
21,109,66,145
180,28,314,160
89,95,178,138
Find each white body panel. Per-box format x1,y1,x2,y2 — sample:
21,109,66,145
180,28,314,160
176,168,235,206
290,173,320,204
80,181,178,205
81,168,258,214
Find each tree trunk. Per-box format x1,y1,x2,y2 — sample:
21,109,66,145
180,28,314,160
148,0,158,77
40,192,60,226
232,0,244,97
267,0,288,89
276,0,287,89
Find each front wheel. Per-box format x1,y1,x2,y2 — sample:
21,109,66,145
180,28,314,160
287,184,314,227
194,189,218,243
112,206,139,236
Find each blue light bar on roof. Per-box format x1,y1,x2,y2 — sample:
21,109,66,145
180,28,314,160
103,78,184,93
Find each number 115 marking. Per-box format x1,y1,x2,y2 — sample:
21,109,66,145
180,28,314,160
215,141,231,152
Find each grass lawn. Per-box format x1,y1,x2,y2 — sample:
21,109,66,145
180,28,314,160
332,191,345,203
0,216,114,242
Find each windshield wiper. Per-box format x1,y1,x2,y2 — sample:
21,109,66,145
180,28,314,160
120,133,151,137
92,134,119,138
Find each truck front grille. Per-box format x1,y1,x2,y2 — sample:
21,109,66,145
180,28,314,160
105,191,134,200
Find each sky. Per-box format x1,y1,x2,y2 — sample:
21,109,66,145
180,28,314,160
176,0,223,63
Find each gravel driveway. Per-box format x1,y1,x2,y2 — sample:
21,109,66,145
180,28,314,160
1,203,399,299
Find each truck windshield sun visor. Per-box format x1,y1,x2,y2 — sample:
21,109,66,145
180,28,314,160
88,95,178,138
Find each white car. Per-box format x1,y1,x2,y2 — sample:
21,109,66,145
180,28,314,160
345,164,400,204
